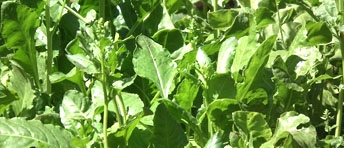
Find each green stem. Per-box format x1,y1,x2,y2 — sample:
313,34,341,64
45,0,52,94
111,89,123,126
335,0,344,137
100,51,109,148
46,0,67,94
62,4,89,23
116,92,128,123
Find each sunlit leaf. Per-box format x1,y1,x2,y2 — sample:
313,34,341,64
0,118,73,148
208,10,238,30
133,35,177,98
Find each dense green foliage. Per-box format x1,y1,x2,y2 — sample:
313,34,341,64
1,0,344,147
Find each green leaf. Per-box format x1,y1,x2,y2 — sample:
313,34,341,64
174,77,200,111
216,37,237,74
231,35,258,78
233,111,272,147
10,66,35,116
305,22,332,45
261,111,316,148
121,92,144,116
152,29,184,53
208,10,238,30
207,73,236,100
205,133,224,148
151,103,187,148
60,90,95,130
0,83,17,115
66,54,99,74
0,118,73,148
255,7,275,29
236,35,277,101
207,99,240,131
133,35,177,98
1,2,39,48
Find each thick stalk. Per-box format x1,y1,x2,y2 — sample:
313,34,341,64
335,0,344,137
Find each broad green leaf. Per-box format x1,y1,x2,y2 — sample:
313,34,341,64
174,77,200,111
0,118,72,148
231,35,258,77
216,37,237,74
10,66,35,116
1,2,40,87
207,99,240,131
133,35,177,98
305,22,332,45
60,90,96,130
208,10,238,30
272,56,303,92
255,7,275,29
236,35,277,101
151,103,187,148
261,111,316,148
1,2,39,48
205,133,224,148
121,92,144,116
0,83,17,115
152,29,183,53
233,111,272,147
109,113,143,147
207,73,236,100
66,54,99,74
163,0,183,13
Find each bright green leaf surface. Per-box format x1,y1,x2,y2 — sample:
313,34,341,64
233,111,272,147
208,10,238,29
237,35,277,101
306,22,332,45
133,35,177,98
216,37,237,74
10,66,35,116
66,54,99,74
0,118,73,148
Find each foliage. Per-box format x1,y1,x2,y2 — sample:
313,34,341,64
1,0,344,147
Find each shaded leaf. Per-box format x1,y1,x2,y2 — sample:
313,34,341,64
207,99,240,130
151,103,187,148
0,83,17,115
208,10,238,29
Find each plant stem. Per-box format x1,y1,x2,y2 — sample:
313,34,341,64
45,0,52,94
116,92,127,123
63,4,89,23
100,50,109,148
335,0,344,137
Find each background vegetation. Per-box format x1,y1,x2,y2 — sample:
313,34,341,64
0,0,344,147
